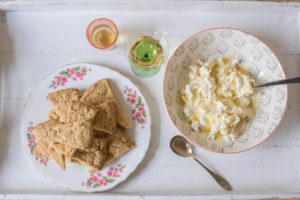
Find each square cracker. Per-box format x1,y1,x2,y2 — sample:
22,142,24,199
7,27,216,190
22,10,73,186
47,88,80,108
112,100,132,129
47,101,97,123
64,100,97,123
80,79,132,129
80,79,114,107
93,101,116,134
32,142,49,158
47,88,83,123
71,136,108,171
32,120,93,150
48,142,77,161
105,128,135,164
33,140,66,170
47,110,60,121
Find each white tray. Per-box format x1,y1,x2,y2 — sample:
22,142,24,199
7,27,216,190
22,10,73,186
1,1,300,199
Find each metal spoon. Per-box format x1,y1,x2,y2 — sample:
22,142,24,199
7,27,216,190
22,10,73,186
170,135,233,191
253,77,300,88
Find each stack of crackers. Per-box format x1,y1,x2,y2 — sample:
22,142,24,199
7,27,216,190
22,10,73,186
32,79,135,172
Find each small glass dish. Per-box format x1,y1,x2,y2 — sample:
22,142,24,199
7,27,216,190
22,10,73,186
125,30,168,77
86,18,118,50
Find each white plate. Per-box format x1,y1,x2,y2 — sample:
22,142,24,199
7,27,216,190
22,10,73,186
21,63,151,192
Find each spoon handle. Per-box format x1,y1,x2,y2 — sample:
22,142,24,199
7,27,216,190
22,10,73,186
253,77,300,88
193,156,232,191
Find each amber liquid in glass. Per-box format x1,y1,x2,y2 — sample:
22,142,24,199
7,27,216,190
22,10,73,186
91,25,115,48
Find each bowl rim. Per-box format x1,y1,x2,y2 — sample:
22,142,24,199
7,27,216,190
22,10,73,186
162,27,288,154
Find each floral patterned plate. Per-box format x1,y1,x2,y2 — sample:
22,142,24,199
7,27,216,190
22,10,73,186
21,63,151,192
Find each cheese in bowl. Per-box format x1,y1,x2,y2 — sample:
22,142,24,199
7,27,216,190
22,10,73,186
182,57,258,143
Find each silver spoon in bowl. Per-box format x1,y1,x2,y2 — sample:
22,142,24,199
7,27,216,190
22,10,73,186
170,135,233,191
253,77,300,88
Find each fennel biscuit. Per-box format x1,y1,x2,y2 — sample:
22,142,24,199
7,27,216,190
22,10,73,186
105,128,135,164
93,101,116,134
32,120,93,150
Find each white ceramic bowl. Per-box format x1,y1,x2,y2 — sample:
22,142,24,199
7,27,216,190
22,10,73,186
163,28,288,153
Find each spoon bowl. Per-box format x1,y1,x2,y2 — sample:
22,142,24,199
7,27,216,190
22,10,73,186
170,135,193,157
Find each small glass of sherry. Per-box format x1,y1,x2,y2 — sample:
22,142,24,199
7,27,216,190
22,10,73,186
86,18,118,50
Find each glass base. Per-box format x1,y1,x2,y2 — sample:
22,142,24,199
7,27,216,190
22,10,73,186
131,65,161,77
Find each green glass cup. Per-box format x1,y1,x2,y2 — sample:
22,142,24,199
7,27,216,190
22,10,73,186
126,31,168,77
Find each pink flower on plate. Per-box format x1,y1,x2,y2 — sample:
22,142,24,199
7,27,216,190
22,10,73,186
128,88,132,93
29,122,33,125
124,90,127,94
138,106,144,112
72,77,77,81
132,109,136,114
62,76,68,83
89,176,98,183
76,71,85,78
109,166,114,171
87,183,91,188
51,81,56,86
81,182,85,187
126,97,131,103
141,126,145,129
28,138,35,148
113,171,118,177
118,164,122,167
135,112,142,122
97,172,102,177
58,76,68,86
136,116,141,123
107,171,112,177
82,66,87,71
56,76,63,82
88,68,92,72
131,93,137,100
40,158,45,163
130,98,136,105
119,168,123,173
111,171,118,178
75,71,81,78
142,118,146,124
107,170,118,178
99,179,107,186
27,127,32,132
67,68,75,74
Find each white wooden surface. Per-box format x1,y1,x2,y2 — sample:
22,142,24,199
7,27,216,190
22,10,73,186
1,1,300,199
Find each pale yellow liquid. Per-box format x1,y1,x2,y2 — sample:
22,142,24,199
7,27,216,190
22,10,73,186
92,25,115,48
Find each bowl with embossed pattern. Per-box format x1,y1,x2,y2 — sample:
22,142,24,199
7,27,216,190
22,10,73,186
163,28,287,153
